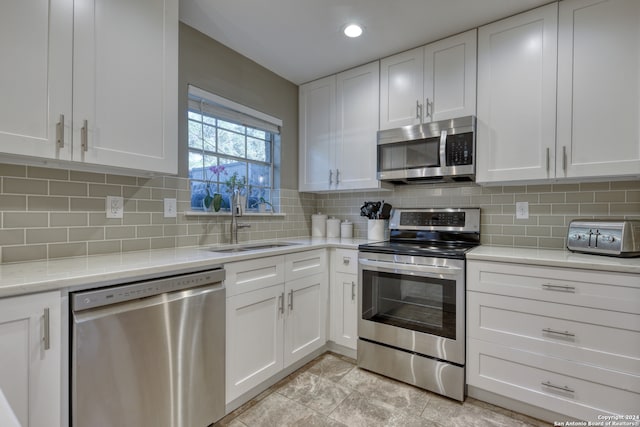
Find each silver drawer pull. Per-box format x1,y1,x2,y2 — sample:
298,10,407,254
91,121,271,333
542,328,575,338
288,289,293,310
43,308,51,350
343,257,350,265
351,281,356,301
542,283,576,293
278,292,284,314
542,381,574,394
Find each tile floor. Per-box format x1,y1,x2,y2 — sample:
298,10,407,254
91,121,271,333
216,352,551,427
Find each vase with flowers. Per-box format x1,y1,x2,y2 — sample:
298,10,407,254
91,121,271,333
203,165,226,212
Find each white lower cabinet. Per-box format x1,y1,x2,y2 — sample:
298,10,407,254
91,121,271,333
329,249,358,350
226,251,327,403
0,291,61,427
466,260,640,421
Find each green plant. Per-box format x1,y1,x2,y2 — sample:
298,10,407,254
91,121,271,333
224,171,246,195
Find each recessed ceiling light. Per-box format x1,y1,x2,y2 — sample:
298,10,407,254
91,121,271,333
343,24,363,38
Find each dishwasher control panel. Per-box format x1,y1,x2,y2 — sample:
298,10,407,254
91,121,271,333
72,267,225,311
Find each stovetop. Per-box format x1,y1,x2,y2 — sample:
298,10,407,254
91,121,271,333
358,207,481,259
358,240,477,259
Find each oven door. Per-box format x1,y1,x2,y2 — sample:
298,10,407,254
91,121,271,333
358,253,465,364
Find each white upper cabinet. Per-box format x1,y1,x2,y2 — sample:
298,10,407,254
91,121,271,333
335,62,381,191
0,0,178,175
299,75,336,192
299,62,387,192
380,30,477,130
476,3,558,184
73,0,178,175
423,30,477,122
557,0,640,179
380,47,424,129
0,0,72,161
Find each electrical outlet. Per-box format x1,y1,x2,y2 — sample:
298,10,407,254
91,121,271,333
164,198,177,218
516,201,529,219
106,196,124,219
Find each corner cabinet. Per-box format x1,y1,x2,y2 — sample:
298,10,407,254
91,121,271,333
556,0,640,179
467,260,640,421
379,29,477,130
0,292,61,427
0,0,178,176
299,62,388,192
476,3,558,183
225,251,328,403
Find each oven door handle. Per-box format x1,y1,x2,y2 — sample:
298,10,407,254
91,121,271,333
359,259,461,276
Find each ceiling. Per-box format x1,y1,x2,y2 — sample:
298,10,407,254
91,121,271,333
179,0,551,85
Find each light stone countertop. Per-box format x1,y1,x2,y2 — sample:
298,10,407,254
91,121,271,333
467,245,640,275
0,237,369,298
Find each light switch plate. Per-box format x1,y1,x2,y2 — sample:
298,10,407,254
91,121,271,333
516,201,529,219
106,196,124,219
164,198,177,218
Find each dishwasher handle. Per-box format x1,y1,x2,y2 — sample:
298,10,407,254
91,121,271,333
72,267,225,312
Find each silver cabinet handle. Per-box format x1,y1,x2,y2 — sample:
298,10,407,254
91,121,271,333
81,120,89,152
562,146,567,172
542,381,574,393
329,169,333,185
542,328,575,338
336,169,340,184
288,289,293,310
43,308,51,350
425,98,433,120
415,100,424,121
546,147,550,172
351,281,356,301
56,114,65,148
343,257,350,265
541,283,576,293
278,292,284,314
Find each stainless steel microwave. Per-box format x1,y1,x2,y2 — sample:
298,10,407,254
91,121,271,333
376,116,475,184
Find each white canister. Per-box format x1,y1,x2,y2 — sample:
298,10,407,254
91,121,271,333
340,220,353,238
326,217,341,238
311,213,328,237
367,219,389,241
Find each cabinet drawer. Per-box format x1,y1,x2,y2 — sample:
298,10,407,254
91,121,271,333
333,249,357,274
467,260,640,314
285,250,327,281
225,256,285,297
467,338,640,421
468,291,640,375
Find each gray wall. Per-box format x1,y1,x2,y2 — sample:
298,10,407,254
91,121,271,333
178,23,299,189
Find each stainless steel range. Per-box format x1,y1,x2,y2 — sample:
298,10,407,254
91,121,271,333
357,207,480,401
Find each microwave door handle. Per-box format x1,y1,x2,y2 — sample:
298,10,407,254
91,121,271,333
359,258,461,276
439,130,447,168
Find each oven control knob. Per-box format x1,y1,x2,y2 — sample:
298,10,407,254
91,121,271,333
572,234,582,240
602,235,615,243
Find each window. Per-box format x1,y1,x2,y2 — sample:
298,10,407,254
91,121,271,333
187,86,281,211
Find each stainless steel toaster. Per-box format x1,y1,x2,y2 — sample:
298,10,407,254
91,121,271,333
567,219,640,257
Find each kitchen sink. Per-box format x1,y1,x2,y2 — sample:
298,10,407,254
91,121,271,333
207,242,299,253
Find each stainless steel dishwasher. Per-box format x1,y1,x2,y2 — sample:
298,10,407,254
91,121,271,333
71,267,225,427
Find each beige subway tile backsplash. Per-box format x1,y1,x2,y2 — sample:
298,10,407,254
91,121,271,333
2,163,639,263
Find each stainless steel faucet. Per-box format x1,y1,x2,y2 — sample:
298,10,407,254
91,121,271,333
230,191,250,244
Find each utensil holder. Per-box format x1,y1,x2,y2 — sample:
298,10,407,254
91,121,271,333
367,219,388,241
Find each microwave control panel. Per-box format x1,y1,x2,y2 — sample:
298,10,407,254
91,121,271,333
445,133,473,166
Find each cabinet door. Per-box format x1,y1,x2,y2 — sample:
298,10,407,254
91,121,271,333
0,0,72,160
0,292,61,427
380,47,424,130
476,3,558,183
330,272,358,350
424,29,477,122
73,0,178,174
557,0,640,178
298,76,336,191
226,285,284,403
335,62,380,190
284,272,327,367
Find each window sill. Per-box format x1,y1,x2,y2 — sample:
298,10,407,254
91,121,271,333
184,210,286,218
